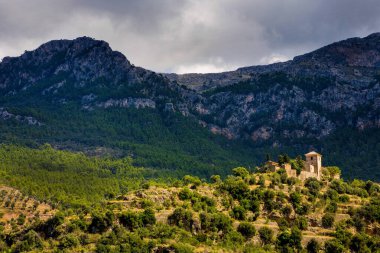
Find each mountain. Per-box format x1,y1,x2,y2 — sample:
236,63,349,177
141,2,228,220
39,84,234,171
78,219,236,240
167,33,380,140
0,34,379,180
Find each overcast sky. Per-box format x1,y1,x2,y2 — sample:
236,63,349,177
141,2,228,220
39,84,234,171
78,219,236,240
0,0,379,73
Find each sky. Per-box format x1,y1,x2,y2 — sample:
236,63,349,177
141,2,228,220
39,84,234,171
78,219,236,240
0,0,379,74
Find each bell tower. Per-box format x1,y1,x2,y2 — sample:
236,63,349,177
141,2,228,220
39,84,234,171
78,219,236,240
305,151,322,178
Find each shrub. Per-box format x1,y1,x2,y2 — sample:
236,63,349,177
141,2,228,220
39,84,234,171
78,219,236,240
232,167,250,179
237,222,256,239
200,212,232,234
305,178,322,196
210,175,221,184
350,233,371,253
12,230,43,252
230,206,247,221
325,189,339,202
182,175,202,187
222,176,250,200
171,242,194,253
168,208,194,231
306,239,320,253
178,188,193,200
281,205,292,218
58,234,79,249
322,213,335,228
258,227,274,245
223,230,245,247
276,227,302,252
17,213,26,225
119,212,142,231
324,239,345,253
37,212,64,237
325,202,338,213
325,166,341,179
335,227,352,247
294,216,308,230
258,176,265,187
277,218,289,231
141,208,156,226
290,192,302,206
339,195,350,203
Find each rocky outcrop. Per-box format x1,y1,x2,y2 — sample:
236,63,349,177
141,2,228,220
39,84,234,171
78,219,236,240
94,98,156,109
166,33,380,142
0,107,42,126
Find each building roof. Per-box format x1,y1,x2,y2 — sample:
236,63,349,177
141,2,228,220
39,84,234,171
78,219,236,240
305,151,322,156
266,161,279,166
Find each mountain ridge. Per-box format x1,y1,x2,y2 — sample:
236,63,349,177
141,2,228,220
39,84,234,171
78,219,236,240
0,33,379,180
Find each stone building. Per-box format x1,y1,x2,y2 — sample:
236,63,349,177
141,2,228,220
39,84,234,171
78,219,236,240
302,151,322,180
265,151,324,180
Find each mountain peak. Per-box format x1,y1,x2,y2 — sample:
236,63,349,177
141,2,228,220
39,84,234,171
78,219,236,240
293,32,380,67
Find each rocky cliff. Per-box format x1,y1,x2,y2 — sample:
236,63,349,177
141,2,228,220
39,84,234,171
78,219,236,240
168,33,380,142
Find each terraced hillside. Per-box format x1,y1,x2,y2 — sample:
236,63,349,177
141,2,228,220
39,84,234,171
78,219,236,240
1,152,379,252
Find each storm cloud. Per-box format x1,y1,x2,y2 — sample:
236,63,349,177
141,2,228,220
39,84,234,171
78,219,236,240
0,0,379,73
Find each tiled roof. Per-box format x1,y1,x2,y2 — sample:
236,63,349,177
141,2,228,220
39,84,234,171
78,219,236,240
305,151,322,156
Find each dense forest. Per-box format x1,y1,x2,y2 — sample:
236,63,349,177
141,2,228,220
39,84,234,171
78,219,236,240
0,104,379,181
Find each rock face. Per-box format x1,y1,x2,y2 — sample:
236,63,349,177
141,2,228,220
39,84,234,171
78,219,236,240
0,107,42,126
167,33,380,142
0,36,185,110
0,34,379,144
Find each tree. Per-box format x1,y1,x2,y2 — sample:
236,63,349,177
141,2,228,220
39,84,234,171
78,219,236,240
232,167,250,179
89,212,114,233
119,211,142,230
325,239,345,253
58,234,79,250
322,213,335,228
222,176,250,200
210,175,222,184
305,177,322,196
182,175,202,187
13,230,43,252
307,239,320,253
350,233,370,253
141,208,156,226
325,202,338,213
289,227,302,251
230,206,247,220
237,222,256,239
258,227,274,245
178,188,193,200
289,191,302,207
258,176,265,187
168,208,194,232
281,205,292,218
17,213,26,225
294,216,308,230
325,166,341,179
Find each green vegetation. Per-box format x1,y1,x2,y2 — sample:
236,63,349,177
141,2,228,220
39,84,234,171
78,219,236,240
0,144,165,207
0,105,264,179
0,145,379,252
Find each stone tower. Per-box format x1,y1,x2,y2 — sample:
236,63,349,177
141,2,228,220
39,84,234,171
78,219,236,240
304,151,322,179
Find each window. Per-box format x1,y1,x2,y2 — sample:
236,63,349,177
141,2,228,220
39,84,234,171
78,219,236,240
310,157,313,160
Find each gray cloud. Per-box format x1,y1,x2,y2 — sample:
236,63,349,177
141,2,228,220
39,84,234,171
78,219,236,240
0,0,379,73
